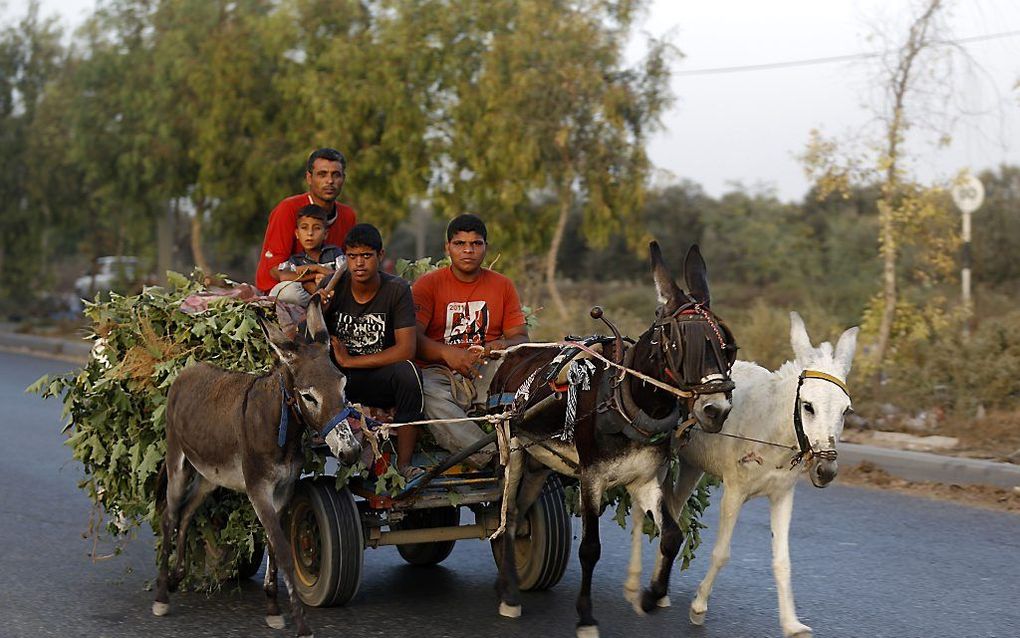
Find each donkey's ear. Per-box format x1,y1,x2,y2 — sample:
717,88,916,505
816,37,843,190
834,326,859,377
650,241,682,308
274,301,301,341
789,311,814,363
257,307,299,365
683,244,710,307
305,296,330,345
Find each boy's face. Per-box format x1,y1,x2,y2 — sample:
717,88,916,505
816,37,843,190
345,244,382,285
446,230,486,276
295,216,327,252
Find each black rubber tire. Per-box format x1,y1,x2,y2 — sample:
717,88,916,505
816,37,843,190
394,506,461,566
287,478,364,607
491,474,572,591
235,538,266,580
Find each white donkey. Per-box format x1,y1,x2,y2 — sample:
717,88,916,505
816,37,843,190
624,312,858,638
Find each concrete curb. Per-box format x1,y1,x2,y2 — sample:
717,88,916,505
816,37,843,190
840,442,1020,489
2,330,1018,489
0,331,91,364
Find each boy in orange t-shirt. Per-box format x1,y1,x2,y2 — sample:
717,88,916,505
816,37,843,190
412,214,529,467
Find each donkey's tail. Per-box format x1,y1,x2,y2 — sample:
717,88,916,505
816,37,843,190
154,462,168,515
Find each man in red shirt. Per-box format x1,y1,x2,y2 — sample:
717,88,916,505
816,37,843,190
413,214,530,467
255,148,357,293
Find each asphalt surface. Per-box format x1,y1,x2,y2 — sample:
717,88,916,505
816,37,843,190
2,352,1019,638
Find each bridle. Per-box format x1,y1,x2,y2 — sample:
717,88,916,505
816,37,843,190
276,372,358,447
789,369,851,467
608,297,738,443
650,297,737,396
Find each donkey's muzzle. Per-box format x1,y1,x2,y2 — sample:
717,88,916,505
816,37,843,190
811,458,838,488
326,427,362,466
697,400,731,434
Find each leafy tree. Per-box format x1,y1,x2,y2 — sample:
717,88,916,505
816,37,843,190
802,0,959,375
700,187,821,292
0,2,66,300
423,0,673,319
972,165,1020,285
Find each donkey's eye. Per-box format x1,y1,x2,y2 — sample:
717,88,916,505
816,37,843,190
802,402,815,416
300,392,318,405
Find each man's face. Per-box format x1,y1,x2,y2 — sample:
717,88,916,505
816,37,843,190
305,158,345,204
345,245,381,285
295,216,327,252
446,230,486,276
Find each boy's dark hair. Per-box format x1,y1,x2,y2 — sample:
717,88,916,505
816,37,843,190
296,204,329,224
306,147,347,173
343,223,383,253
446,214,487,241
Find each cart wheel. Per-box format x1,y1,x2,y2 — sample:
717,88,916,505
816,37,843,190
235,538,266,580
394,507,460,566
287,478,364,607
491,474,572,591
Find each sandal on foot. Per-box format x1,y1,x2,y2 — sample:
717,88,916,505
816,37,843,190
400,465,427,484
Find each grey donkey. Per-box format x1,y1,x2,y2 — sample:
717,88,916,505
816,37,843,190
152,298,360,637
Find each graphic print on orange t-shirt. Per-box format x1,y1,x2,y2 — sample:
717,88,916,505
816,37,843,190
444,301,489,345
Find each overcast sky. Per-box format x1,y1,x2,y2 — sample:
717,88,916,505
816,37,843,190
7,0,1020,202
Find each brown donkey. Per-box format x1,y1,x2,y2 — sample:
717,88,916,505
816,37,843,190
152,298,360,637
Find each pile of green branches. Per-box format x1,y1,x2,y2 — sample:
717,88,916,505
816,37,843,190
31,272,280,588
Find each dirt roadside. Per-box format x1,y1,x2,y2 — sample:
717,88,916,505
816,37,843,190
841,460,1020,514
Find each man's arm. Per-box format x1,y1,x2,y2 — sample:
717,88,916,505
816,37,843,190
332,326,416,369
257,205,298,288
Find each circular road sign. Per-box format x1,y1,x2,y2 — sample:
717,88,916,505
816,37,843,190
952,174,985,214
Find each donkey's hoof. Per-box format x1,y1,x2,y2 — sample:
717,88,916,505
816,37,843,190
576,625,600,638
151,601,170,617
640,589,666,614
499,602,522,618
689,606,706,625
265,615,285,630
785,623,813,638
657,595,671,608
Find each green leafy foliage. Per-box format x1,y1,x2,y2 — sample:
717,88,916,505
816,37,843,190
563,460,715,573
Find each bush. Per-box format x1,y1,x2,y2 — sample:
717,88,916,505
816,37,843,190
881,310,1020,414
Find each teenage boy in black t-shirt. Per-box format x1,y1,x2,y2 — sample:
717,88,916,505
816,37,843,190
324,223,423,479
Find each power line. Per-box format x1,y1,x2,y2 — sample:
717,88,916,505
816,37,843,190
674,29,1020,77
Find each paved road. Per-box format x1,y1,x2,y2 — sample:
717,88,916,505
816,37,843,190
2,352,1019,638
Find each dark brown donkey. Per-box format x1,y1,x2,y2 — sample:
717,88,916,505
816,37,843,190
489,243,737,638
152,298,360,637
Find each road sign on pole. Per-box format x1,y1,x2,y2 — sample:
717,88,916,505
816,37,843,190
951,175,984,214
951,173,984,332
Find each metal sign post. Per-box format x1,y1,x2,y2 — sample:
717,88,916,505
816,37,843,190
951,173,984,332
